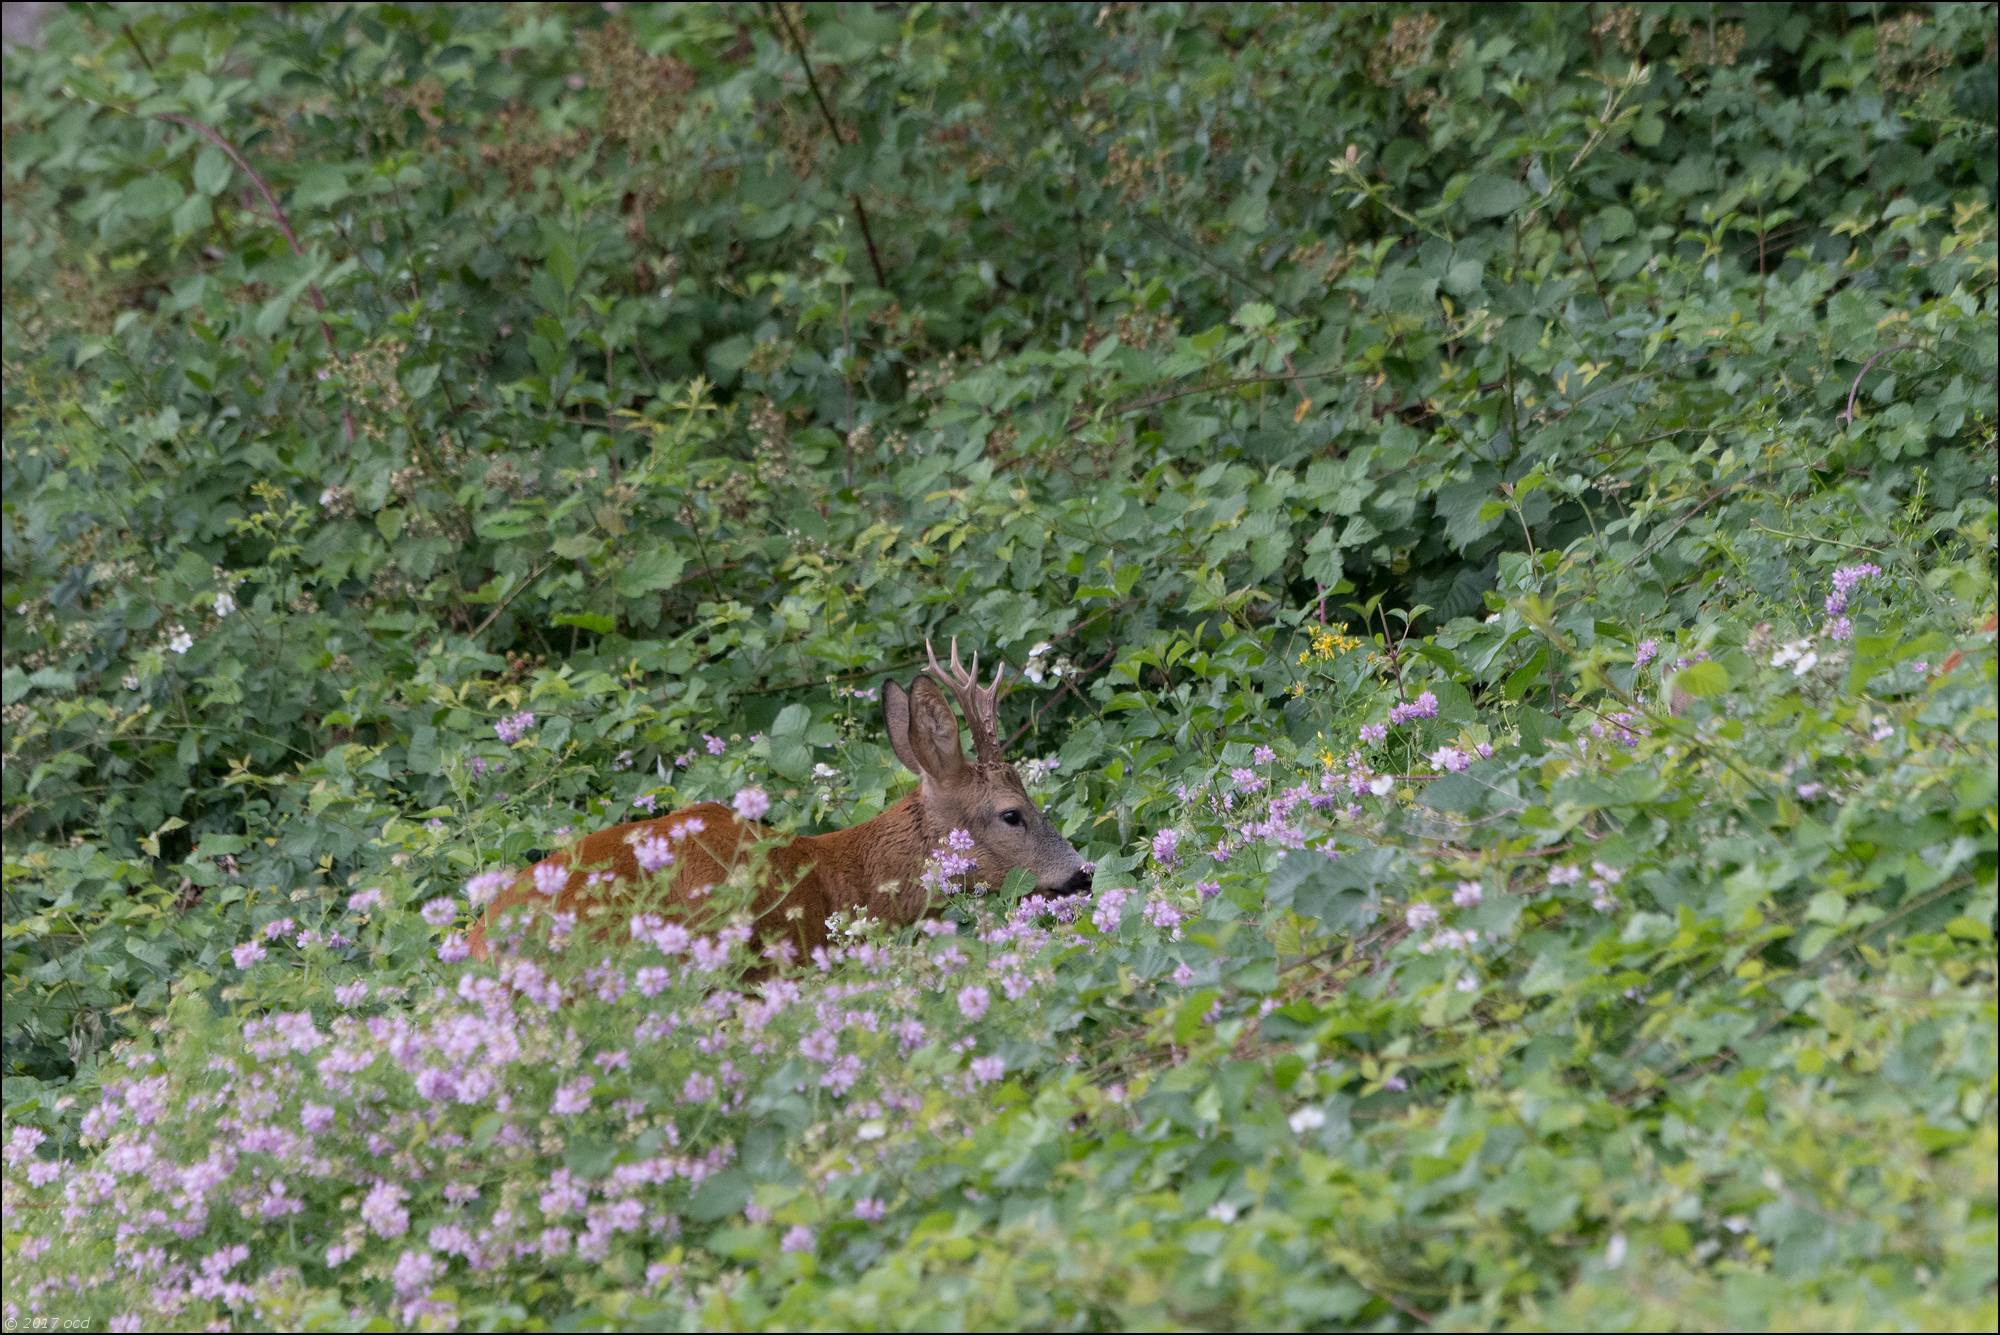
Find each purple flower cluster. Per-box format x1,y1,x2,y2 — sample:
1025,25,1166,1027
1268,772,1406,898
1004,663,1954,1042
5,872,1102,1322
920,829,978,898
493,711,536,744
731,786,770,822
1387,691,1439,726
466,870,511,908
1144,896,1185,937
1825,562,1881,616
1428,745,1470,773
1584,711,1645,752
10,668,1720,1330
1091,885,1132,934
635,836,675,874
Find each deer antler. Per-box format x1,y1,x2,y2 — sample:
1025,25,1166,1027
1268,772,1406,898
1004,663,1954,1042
924,635,1006,762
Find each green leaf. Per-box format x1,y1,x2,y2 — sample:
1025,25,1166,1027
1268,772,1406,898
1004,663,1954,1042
291,164,350,210
1419,771,1485,813
1462,174,1529,220
1443,256,1486,297
407,724,437,775
192,147,233,196
615,550,686,597
170,189,212,237
475,509,538,540
1233,301,1276,331
1673,659,1729,697
706,335,753,378
1174,989,1222,1044
686,1169,751,1222
121,175,184,221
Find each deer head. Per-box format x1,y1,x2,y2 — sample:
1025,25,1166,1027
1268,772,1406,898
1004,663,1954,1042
881,638,1090,896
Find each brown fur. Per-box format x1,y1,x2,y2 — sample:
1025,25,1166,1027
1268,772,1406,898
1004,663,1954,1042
466,674,1088,963
466,796,934,962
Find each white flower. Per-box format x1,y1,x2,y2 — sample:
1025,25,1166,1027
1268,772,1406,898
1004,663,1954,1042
1206,1201,1239,1223
1287,1106,1326,1135
1604,1233,1628,1270
812,762,841,781
319,486,340,507
1368,775,1395,796
1028,641,1052,659
214,591,235,617
168,628,194,655
1770,638,1815,669
1433,927,1479,952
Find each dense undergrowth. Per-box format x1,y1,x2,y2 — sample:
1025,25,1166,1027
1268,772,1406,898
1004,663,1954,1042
3,3,1996,1329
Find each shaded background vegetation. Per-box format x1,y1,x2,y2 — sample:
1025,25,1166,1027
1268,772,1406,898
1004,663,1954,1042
2,4,1996,1328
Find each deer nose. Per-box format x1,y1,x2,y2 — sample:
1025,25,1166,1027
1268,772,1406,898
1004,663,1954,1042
1062,867,1093,894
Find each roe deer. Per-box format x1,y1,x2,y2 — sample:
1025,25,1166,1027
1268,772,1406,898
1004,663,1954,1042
466,640,1090,963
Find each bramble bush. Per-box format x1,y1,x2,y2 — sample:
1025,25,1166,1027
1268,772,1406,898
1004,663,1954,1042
3,3,1996,1329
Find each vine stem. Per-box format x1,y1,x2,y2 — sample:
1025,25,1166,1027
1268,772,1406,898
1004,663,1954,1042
1838,341,1919,425
156,112,355,444
1070,369,1342,431
762,2,890,290
1004,647,1117,753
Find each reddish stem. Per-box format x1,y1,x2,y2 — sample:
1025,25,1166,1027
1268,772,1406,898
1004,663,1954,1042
157,112,354,444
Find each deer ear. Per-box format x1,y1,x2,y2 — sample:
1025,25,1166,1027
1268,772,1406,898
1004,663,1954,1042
883,679,924,777
905,676,968,781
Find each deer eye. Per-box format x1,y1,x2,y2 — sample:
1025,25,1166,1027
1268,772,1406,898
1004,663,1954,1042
998,809,1025,827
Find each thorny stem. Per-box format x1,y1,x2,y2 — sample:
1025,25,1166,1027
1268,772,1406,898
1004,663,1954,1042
763,2,890,290
155,112,355,445
1838,341,1921,424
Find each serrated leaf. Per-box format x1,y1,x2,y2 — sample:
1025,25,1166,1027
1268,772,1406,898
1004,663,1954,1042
615,549,686,597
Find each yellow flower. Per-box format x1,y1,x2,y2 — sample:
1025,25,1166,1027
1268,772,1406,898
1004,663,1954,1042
1303,622,1364,662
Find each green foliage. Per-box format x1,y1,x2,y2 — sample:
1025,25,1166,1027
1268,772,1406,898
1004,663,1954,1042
3,2,1996,1329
